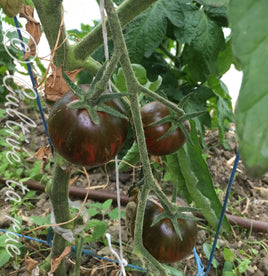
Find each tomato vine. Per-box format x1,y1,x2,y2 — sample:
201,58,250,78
5,0,263,275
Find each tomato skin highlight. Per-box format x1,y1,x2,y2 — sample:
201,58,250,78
48,88,128,167
128,196,197,263
141,101,189,156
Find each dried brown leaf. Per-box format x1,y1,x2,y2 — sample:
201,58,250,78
151,155,163,166
34,146,52,173
0,0,22,17
34,146,52,161
25,251,38,273
50,245,72,273
44,65,83,102
19,4,41,59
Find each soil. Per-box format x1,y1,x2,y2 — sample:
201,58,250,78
0,102,267,276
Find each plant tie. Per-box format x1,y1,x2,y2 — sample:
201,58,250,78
50,200,89,243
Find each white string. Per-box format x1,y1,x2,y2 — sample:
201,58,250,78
99,1,127,274
100,0,112,91
106,233,128,276
50,200,89,243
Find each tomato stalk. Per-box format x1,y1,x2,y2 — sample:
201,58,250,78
32,0,69,67
104,0,177,274
44,154,72,276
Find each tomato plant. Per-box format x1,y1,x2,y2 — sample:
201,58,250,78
127,196,198,263
4,0,266,274
141,101,190,156
48,87,129,167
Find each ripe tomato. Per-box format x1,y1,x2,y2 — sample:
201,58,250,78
127,196,197,263
141,101,189,156
48,86,128,166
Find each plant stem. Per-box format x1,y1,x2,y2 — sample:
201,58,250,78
72,234,85,276
32,0,69,67
92,50,122,98
47,157,72,276
138,84,185,118
104,0,169,274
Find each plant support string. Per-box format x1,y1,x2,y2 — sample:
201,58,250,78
13,16,53,153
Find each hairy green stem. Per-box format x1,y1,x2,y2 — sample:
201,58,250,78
106,5,180,214
93,50,122,97
104,0,169,274
138,84,185,118
47,157,72,276
32,0,69,67
71,234,85,276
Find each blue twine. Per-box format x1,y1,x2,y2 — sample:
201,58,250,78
0,228,147,272
12,16,53,153
0,229,49,245
194,247,204,276
203,150,240,276
46,226,53,247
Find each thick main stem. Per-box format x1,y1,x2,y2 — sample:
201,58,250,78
48,160,72,276
32,0,69,67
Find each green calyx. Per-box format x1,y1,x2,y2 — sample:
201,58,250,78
151,205,200,241
146,92,208,145
62,67,128,125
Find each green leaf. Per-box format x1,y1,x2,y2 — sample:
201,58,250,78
238,258,251,273
229,0,268,177
161,1,184,28
0,234,7,246
179,8,225,82
118,141,140,172
216,39,234,76
84,219,108,242
176,121,231,233
217,96,234,147
223,248,236,262
124,0,183,63
203,243,219,268
205,5,229,27
108,208,125,220
208,77,234,147
125,3,167,62
148,75,162,91
164,154,191,201
222,261,235,276
102,199,113,211
184,87,213,145
163,265,185,276
29,215,50,226
0,248,11,267
196,0,229,7
88,207,99,218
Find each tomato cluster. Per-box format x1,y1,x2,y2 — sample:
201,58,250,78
127,196,197,263
48,87,128,167
141,101,189,156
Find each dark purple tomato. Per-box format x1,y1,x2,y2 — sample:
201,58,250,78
128,196,197,263
141,101,190,156
48,86,128,167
